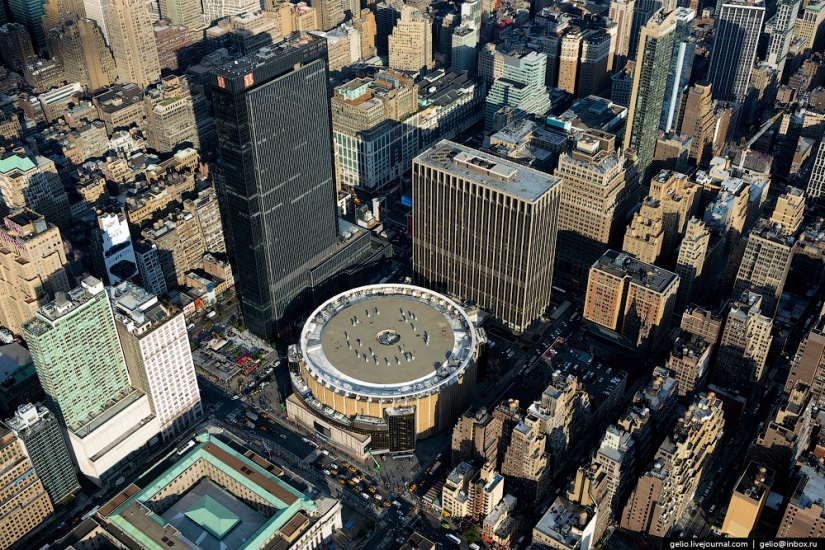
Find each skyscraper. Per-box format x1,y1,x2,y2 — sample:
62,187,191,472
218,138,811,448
679,81,716,165
23,277,161,484
8,0,47,51
0,152,71,229
111,282,202,440
0,22,35,68
0,426,53,548
47,15,117,91
625,9,679,188
610,0,635,70
4,402,79,504
412,141,561,332
106,0,161,88
660,7,694,133
211,35,374,339
706,0,765,102
485,50,551,130
765,0,801,78
388,5,433,74
554,131,631,280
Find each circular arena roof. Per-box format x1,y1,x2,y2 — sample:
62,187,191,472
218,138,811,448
300,285,476,398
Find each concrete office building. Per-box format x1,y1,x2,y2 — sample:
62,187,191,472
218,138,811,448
144,75,206,154
0,426,54,548
23,277,161,484
785,317,825,407
706,0,765,102
673,218,713,315
765,0,801,78
331,71,418,192
0,152,71,229
621,392,725,536
8,0,47,51
111,282,202,441
452,407,501,468
183,187,226,255
795,0,825,52
485,50,551,131
47,15,117,92
4,402,79,503
287,284,480,459
388,5,432,74
610,0,634,71
163,0,205,29
91,211,137,286
134,241,168,296
623,197,666,265
554,130,631,280
142,210,206,289
807,140,825,204
211,35,375,339
0,22,35,68
412,141,561,332
712,291,773,395
0,210,70,337
721,461,774,537
626,9,681,188
752,383,814,473
106,0,161,89
500,408,550,506
584,250,679,355
777,458,825,537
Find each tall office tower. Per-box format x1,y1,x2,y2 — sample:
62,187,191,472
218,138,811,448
628,0,661,61
583,250,679,355
310,0,344,30
91,211,137,285
679,81,715,165
621,392,724,536
388,5,432,74
451,407,501,468
626,9,679,189
610,0,634,70
352,9,376,58
141,210,206,288
660,7,694,133
796,0,825,52
83,0,110,40
162,0,203,28
211,35,373,339
375,0,403,56
42,0,87,31
0,153,71,229
134,241,168,295
560,29,613,98
807,140,825,205
106,0,161,89
144,75,204,152
785,319,825,406
451,26,478,73
331,70,418,192
8,0,47,51
0,22,34,68
47,15,117,91
623,198,666,264
485,50,551,131
712,291,773,394
721,461,774,537
706,0,765,102
554,131,631,280
673,218,712,314
777,457,825,537
200,0,260,25
0,210,70,337
765,0,801,78
111,282,202,440
4,403,79,503
0,426,54,548
23,277,161,484
500,410,550,506
648,169,701,255
752,382,814,473
732,191,803,316
412,141,561,332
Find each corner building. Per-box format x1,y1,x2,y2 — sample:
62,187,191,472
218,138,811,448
412,141,561,332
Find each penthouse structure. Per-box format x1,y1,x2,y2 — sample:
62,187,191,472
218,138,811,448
584,250,680,355
413,141,561,332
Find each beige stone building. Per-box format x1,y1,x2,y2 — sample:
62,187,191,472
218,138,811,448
721,461,774,538
0,210,70,336
584,250,679,355
621,392,725,536
554,131,630,280
673,217,723,314
183,187,226,255
500,407,549,506
0,153,71,229
777,457,825,538
144,75,204,153
0,426,54,548
106,0,161,88
648,170,701,257
47,15,117,91
623,197,665,265
388,5,433,74
679,81,716,165
451,407,501,468
142,210,206,288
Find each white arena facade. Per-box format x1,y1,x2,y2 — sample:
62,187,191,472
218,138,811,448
286,284,481,460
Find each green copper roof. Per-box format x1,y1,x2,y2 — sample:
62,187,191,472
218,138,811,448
184,495,241,539
0,155,35,174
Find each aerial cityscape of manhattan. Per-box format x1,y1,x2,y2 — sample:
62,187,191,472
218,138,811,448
0,0,822,548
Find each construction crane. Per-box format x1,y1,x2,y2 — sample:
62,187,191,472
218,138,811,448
738,112,784,172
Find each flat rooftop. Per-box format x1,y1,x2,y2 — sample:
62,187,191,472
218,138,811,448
592,250,679,293
302,285,476,397
414,140,560,203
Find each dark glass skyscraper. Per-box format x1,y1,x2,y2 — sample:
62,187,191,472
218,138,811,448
212,35,376,338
